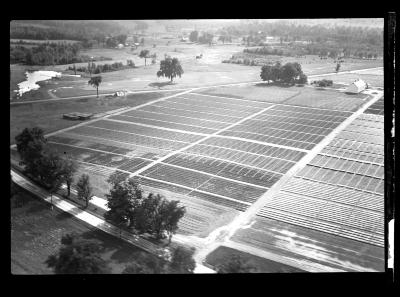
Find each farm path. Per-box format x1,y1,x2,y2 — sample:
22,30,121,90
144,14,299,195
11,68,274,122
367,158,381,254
192,89,384,271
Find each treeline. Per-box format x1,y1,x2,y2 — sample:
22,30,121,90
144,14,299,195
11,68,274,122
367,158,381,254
220,21,383,56
244,47,285,56
67,60,135,74
10,20,125,41
11,42,86,65
189,31,214,44
14,127,186,244
220,20,383,46
244,44,379,59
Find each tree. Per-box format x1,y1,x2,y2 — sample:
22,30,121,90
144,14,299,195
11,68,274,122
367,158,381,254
88,76,102,98
60,156,77,197
139,49,150,66
280,63,300,84
76,174,93,208
15,127,47,168
156,57,183,83
158,199,186,243
36,147,69,208
189,30,198,42
170,246,196,274
104,177,143,228
335,62,341,73
260,65,273,83
45,233,109,274
216,255,257,273
133,193,185,241
297,73,308,85
270,62,282,82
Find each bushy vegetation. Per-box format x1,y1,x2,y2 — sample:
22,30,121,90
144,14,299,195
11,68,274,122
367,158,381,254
15,127,78,194
260,62,307,85
46,233,110,274
244,46,285,56
312,79,333,87
104,172,186,242
68,60,135,75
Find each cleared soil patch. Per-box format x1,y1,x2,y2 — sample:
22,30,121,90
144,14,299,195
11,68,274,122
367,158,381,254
11,187,160,274
231,216,384,272
205,245,304,273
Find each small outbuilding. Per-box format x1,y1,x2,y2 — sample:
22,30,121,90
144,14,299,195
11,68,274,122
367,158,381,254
63,112,93,120
346,79,368,94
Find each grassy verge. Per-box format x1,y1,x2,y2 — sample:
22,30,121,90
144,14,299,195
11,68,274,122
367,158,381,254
10,91,172,144
10,185,162,274
205,246,305,273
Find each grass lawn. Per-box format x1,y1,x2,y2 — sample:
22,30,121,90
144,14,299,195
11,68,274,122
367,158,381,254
10,91,170,144
205,246,305,273
198,84,300,103
11,186,162,274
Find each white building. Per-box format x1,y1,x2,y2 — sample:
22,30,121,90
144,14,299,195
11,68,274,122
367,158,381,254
346,79,368,93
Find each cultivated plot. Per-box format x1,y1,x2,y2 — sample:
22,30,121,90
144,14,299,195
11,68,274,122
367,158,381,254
250,110,384,249
44,88,362,239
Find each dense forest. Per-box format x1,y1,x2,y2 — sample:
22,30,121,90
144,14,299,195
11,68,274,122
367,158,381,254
10,42,98,65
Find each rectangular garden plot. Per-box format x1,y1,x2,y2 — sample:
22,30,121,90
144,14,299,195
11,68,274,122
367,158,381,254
139,163,267,205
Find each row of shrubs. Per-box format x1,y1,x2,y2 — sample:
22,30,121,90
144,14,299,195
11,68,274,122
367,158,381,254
67,60,135,74
311,79,333,87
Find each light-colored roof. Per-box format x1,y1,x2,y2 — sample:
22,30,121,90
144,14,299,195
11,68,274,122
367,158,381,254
346,79,367,93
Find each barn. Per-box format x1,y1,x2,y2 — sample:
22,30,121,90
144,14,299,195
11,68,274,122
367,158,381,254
346,79,368,94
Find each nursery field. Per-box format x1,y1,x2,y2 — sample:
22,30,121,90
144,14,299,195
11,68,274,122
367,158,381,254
229,102,385,272
13,81,384,272
40,87,374,238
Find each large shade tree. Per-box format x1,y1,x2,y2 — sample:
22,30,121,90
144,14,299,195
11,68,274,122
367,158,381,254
156,57,183,83
15,127,47,174
104,175,143,228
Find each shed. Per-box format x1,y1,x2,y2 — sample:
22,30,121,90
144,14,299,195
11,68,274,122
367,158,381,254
346,79,367,94
63,112,93,120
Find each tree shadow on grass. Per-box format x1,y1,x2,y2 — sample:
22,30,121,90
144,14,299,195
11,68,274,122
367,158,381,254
55,211,74,221
80,229,143,263
148,81,174,89
25,200,47,214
